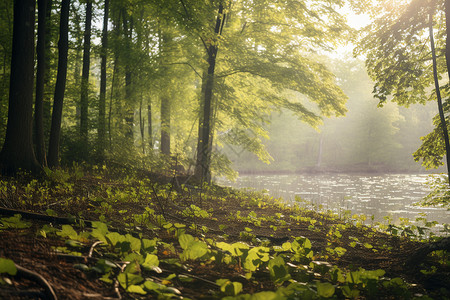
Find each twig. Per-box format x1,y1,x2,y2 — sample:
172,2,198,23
15,264,58,300
88,241,104,258
113,279,122,299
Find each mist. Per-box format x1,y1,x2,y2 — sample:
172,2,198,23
225,57,438,175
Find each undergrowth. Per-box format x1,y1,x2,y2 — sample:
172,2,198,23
0,165,448,299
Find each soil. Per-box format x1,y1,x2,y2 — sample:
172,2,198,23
0,171,448,299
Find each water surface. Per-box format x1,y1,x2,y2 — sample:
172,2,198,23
218,174,449,225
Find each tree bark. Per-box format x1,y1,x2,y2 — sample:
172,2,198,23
194,2,224,182
80,0,93,159
123,10,134,141
97,0,109,161
0,0,39,174
430,15,450,185
444,0,450,185
34,0,48,167
139,96,145,155
47,0,70,168
160,97,171,155
148,102,153,150
42,0,52,150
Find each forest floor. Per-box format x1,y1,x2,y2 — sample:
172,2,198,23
0,166,449,299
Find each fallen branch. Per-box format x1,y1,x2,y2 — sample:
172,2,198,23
15,263,58,300
0,206,93,227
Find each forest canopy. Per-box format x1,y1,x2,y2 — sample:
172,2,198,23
0,0,449,180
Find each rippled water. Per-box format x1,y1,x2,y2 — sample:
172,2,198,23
218,174,450,225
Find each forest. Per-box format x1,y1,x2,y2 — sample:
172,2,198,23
0,0,449,299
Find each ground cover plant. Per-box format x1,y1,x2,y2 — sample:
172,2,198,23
0,165,449,299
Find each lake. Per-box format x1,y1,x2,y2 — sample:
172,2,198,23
218,173,450,226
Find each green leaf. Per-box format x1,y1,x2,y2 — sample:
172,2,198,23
105,232,125,247
125,234,141,252
341,285,360,298
334,247,347,257
1,215,31,229
268,256,291,284
363,243,373,249
216,279,243,296
91,222,109,243
181,240,209,261
127,284,147,294
57,225,79,240
143,280,161,291
0,258,17,275
178,234,195,250
316,282,335,298
141,254,160,272
117,272,144,289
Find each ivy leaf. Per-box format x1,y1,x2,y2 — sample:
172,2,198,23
0,258,17,275
316,281,335,298
117,272,144,289
57,225,79,240
178,234,195,250
268,256,291,284
105,232,125,247
141,254,161,273
127,284,147,295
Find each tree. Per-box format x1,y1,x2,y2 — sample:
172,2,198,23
174,0,349,181
0,0,39,174
80,0,93,159
97,0,109,161
429,13,450,184
0,1,13,142
193,2,224,182
34,0,49,166
47,0,70,168
355,0,450,180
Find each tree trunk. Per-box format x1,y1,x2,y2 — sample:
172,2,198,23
0,0,39,174
43,0,52,150
148,101,153,150
80,0,92,159
139,96,145,155
72,3,82,127
444,0,450,185
194,3,224,182
160,97,171,155
430,15,450,185
34,0,48,167
47,0,70,168
97,0,109,161
123,10,134,141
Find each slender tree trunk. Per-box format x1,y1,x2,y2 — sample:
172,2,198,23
108,59,117,150
97,0,109,161
72,4,82,126
43,0,52,148
34,0,48,167
123,10,134,141
80,0,92,159
194,3,224,182
160,97,171,155
430,15,450,185
0,0,39,174
139,96,145,154
148,101,153,150
47,0,70,168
